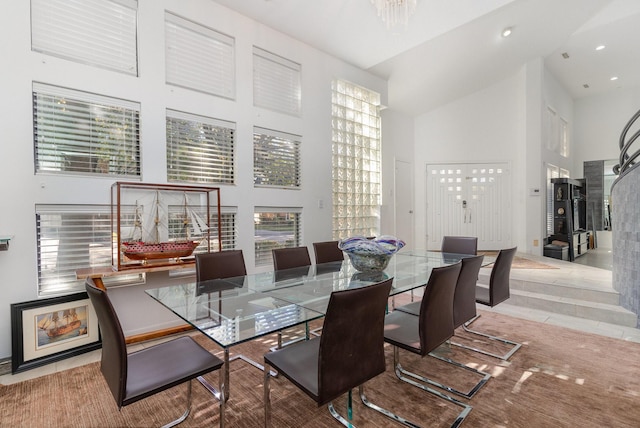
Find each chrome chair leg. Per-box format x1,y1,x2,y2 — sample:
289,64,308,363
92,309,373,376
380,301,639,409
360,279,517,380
359,385,420,428
327,389,355,427
452,314,522,361
393,347,472,428
193,374,226,428
161,379,192,428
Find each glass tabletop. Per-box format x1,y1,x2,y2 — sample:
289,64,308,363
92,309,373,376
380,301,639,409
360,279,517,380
145,283,324,348
145,250,485,346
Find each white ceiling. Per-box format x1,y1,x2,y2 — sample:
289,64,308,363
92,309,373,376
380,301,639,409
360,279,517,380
213,0,640,116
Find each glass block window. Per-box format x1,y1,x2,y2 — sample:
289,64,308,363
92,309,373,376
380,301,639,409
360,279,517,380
331,79,381,239
166,110,235,184
165,12,235,98
31,0,138,75
253,47,301,116
33,83,141,177
254,208,302,266
253,127,301,188
36,205,141,296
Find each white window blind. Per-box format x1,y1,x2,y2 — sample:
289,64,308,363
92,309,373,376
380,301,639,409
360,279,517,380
253,128,301,188
331,79,381,239
31,0,138,75
36,205,141,296
166,110,235,184
254,208,302,266
216,209,238,251
33,83,141,177
253,47,301,116
165,12,235,98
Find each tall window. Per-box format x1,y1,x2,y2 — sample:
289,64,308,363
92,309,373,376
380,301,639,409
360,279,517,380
254,209,302,266
253,47,301,116
544,104,570,158
165,12,235,98
166,110,235,184
214,209,238,251
31,0,138,75
331,79,381,239
546,164,570,235
253,128,301,188
33,83,140,177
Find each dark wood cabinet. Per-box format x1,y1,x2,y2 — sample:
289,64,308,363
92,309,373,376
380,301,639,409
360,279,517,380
549,178,587,261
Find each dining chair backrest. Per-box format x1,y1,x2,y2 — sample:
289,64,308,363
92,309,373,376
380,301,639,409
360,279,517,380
441,236,478,255
317,278,393,405
312,241,345,264
272,246,311,271
453,254,485,329
195,250,247,281
418,262,462,355
85,277,128,406
487,246,517,307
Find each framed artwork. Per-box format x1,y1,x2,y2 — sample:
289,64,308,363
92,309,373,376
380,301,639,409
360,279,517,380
11,292,101,374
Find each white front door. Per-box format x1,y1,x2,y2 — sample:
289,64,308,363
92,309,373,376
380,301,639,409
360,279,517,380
426,163,510,251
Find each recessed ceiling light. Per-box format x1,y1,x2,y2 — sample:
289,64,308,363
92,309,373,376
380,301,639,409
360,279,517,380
501,27,512,38
610,76,619,81
595,45,606,51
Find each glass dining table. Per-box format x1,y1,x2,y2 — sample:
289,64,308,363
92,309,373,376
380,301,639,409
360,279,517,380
145,251,488,400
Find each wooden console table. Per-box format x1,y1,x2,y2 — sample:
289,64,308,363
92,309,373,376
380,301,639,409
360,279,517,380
76,262,196,344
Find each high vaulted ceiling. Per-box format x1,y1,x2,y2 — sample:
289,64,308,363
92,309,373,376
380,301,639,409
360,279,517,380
213,0,640,116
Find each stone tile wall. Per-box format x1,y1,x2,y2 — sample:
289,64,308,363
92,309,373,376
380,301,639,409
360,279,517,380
612,164,640,327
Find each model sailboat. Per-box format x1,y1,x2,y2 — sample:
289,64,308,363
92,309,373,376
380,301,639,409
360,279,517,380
121,192,209,261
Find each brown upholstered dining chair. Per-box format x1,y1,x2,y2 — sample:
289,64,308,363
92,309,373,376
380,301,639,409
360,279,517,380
85,278,224,428
195,250,275,388
461,246,522,360
196,250,246,281
264,278,417,427
383,262,474,427
441,236,478,255
394,255,490,399
272,246,311,271
312,240,345,264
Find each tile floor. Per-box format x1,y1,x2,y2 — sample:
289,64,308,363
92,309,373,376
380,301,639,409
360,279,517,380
2,247,638,386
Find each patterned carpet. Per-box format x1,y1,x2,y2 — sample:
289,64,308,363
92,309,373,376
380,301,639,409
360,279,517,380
2,311,639,427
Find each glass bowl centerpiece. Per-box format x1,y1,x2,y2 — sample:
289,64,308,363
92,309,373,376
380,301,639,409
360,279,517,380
338,236,405,272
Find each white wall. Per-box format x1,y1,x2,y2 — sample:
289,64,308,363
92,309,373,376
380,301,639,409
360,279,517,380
411,72,525,250
0,0,386,359
574,88,640,169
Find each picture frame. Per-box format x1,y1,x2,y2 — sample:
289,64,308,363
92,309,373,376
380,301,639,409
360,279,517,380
11,292,101,374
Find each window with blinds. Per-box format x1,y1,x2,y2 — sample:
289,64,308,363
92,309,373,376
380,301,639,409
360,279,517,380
253,47,301,116
253,128,301,188
331,79,382,239
36,205,141,296
31,0,138,75
254,209,302,266
166,110,235,184
33,83,141,177
165,12,235,98
216,210,238,250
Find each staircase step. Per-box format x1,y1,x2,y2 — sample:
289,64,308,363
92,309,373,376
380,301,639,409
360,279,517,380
504,288,637,327
477,273,620,305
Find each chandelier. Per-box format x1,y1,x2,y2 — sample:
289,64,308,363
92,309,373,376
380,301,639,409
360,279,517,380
370,0,417,28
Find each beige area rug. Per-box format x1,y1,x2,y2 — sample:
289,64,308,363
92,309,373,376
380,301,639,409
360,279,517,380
479,251,559,269
2,311,639,427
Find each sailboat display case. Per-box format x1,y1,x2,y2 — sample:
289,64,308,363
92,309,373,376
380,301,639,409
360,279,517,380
111,182,222,271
